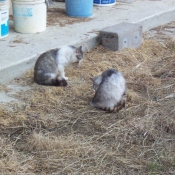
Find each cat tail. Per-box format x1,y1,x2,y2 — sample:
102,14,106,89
103,96,126,112
51,78,68,86
90,101,112,112
102,104,124,112
90,101,118,112
114,94,126,112
90,98,126,112
103,107,116,112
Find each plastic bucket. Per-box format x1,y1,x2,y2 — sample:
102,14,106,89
0,1,9,39
65,0,93,18
93,0,116,6
12,0,46,33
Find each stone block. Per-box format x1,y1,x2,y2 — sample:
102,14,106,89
100,22,142,51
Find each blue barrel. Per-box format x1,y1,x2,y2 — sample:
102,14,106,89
94,0,116,6
65,0,93,18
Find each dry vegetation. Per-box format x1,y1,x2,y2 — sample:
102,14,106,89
0,36,175,174
47,8,92,26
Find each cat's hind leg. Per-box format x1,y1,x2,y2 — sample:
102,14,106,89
38,73,67,86
34,73,55,85
58,65,68,80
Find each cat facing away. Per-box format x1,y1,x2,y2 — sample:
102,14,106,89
90,68,126,112
34,45,83,86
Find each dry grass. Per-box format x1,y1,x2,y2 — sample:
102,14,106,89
47,8,92,26
0,38,175,174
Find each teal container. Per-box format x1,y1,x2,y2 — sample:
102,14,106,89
65,0,93,18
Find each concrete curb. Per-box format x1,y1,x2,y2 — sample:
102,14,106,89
135,8,175,32
0,55,38,84
1,8,175,84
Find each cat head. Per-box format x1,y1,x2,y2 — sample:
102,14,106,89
75,46,83,63
91,75,102,91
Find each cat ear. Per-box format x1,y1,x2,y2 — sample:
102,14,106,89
75,46,82,54
79,46,82,51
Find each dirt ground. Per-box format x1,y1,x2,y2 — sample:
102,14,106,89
0,21,175,174
47,7,92,26
144,21,175,42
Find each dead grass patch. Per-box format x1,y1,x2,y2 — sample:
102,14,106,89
0,39,175,174
47,8,92,26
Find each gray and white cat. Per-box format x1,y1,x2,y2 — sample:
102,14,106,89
90,68,126,112
34,45,83,86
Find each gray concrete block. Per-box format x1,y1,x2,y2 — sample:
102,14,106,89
100,22,142,51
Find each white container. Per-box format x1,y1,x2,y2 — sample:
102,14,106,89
93,0,116,6
0,0,9,39
12,0,46,33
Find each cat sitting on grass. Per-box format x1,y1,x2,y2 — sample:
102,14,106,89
90,68,126,112
34,45,83,86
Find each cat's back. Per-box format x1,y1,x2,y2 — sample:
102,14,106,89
57,45,75,59
97,69,126,99
58,45,72,53
102,68,125,87
91,68,126,111
35,49,59,69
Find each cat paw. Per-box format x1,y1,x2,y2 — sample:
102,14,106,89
64,77,68,80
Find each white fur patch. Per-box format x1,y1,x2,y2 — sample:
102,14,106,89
45,73,57,79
